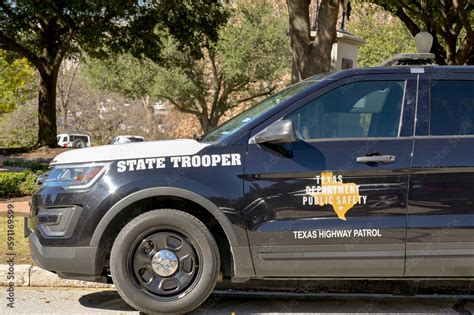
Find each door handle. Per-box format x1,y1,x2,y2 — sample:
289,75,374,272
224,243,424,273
356,155,396,164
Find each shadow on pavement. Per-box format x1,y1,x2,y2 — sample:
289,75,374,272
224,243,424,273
78,290,135,312
193,292,474,314
78,289,474,314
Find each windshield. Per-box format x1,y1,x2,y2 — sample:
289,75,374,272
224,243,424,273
201,81,315,142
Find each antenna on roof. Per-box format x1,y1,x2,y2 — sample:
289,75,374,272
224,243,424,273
380,31,436,66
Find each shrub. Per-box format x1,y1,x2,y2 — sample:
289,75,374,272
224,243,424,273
18,172,38,196
0,171,38,198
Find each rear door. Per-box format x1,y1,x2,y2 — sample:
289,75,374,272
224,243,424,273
244,73,417,278
406,73,474,277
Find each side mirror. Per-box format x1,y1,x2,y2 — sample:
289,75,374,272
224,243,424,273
250,119,296,144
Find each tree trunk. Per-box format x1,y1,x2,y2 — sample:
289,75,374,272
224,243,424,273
61,106,69,130
287,0,339,83
37,65,59,148
198,113,221,134
209,114,220,131
288,0,311,83
445,38,458,65
430,32,447,65
198,115,210,134
467,50,474,65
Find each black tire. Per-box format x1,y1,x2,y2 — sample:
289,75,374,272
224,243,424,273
110,209,220,314
72,139,86,148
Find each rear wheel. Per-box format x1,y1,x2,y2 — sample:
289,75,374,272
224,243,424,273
110,209,220,314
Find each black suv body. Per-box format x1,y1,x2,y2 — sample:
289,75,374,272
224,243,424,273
28,66,474,313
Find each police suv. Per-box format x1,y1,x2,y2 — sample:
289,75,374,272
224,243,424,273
28,56,474,313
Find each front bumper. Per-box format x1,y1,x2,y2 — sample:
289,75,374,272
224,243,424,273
28,230,106,283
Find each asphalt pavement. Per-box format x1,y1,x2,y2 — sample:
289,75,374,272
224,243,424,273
1,287,473,314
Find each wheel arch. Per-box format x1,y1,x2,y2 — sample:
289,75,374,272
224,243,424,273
90,187,254,281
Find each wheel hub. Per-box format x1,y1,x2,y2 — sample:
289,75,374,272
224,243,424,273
151,249,179,277
131,231,198,296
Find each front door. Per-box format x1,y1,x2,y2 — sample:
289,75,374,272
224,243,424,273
244,75,417,277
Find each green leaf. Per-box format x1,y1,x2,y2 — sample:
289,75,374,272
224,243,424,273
0,51,36,114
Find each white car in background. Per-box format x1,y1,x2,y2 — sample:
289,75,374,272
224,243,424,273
111,135,145,145
57,133,91,148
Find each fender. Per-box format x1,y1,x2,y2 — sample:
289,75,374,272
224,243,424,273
90,187,255,281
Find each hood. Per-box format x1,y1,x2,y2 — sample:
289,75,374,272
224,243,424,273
51,139,210,165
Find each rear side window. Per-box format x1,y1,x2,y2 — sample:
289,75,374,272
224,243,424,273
76,135,89,142
286,80,405,140
430,81,474,136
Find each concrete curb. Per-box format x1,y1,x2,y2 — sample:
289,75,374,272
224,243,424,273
0,200,30,216
0,264,114,288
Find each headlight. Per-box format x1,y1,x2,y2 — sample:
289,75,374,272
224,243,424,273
43,162,109,189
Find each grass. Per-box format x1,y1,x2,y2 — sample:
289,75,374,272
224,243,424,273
0,216,33,265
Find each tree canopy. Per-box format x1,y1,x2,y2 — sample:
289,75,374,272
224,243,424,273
0,0,228,147
154,1,291,132
348,4,417,66
87,0,291,133
362,0,474,64
85,55,158,108
0,51,36,114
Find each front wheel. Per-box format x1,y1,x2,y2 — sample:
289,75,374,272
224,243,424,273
110,209,220,314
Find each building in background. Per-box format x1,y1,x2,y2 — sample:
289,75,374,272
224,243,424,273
331,31,365,70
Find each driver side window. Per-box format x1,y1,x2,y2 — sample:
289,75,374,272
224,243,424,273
286,80,405,140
